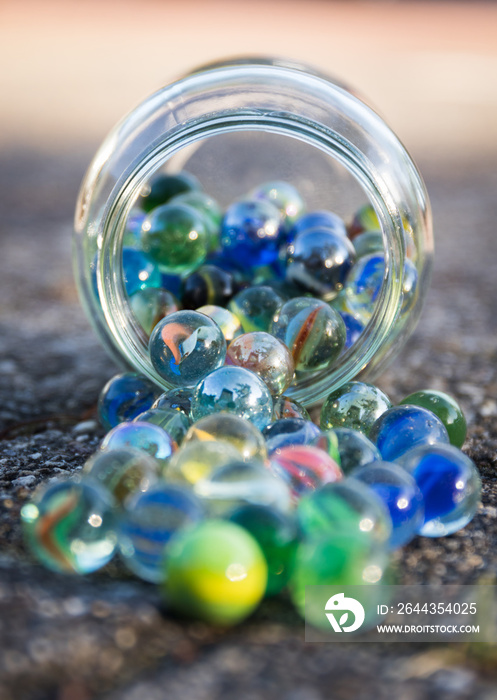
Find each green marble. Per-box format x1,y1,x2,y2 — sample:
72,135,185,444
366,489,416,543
162,520,267,625
138,171,201,213
169,190,222,252
289,531,390,627
228,285,285,333
399,390,467,448
320,381,392,435
297,480,392,545
141,203,209,274
229,504,299,596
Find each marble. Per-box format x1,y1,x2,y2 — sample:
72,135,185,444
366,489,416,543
84,447,160,506
220,199,284,267
263,418,322,456
181,264,236,310
122,247,161,297
118,483,204,583
141,203,209,274
320,381,392,435
134,408,191,448
290,210,347,239
399,390,467,448
269,445,343,501
191,366,273,430
153,387,193,416
169,190,222,252
229,504,299,596
250,180,305,232
183,413,267,463
138,171,201,213
197,305,242,342
98,372,160,431
272,395,310,422
351,462,425,548
149,310,226,387
229,285,285,333
347,202,380,239
194,459,292,515
99,420,176,466
317,427,381,474
226,332,295,395
369,405,450,462
129,287,180,336
339,311,365,351
286,228,356,299
162,520,267,626
271,297,346,373
290,532,390,628
21,479,117,574
297,478,392,545
166,440,241,486
398,443,481,537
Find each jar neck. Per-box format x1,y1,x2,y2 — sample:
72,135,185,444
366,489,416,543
97,111,410,406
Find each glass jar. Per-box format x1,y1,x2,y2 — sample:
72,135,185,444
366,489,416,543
73,58,433,407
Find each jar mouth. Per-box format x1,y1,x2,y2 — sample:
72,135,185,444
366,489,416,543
86,63,431,407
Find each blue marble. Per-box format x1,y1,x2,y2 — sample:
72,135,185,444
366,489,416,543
339,312,365,350
159,272,183,298
149,310,226,387
314,427,381,475
343,253,384,322
191,366,273,431
286,228,356,298
100,421,176,466
263,418,322,456
398,443,481,537
351,462,425,548
290,210,347,239
344,253,418,323
118,483,204,582
220,199,284,267
98,373,160,431
122,247,161,296
369,405,450,462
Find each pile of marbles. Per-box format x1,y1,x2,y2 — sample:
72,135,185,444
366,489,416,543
21,374,481,628
119,170,418,386
21,172,481,628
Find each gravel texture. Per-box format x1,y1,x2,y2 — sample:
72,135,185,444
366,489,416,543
0,150,497,699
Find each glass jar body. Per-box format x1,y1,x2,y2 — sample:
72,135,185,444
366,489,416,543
73,60,433,407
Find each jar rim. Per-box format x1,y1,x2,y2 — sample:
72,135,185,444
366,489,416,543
81,61,432,406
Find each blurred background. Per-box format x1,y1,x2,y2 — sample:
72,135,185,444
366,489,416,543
2,0,497,164
2,3,497,699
